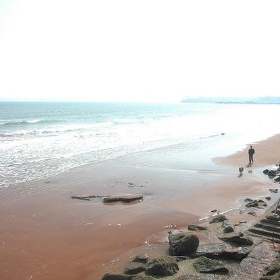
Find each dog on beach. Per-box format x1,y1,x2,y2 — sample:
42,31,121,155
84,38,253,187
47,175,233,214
239,167,244,177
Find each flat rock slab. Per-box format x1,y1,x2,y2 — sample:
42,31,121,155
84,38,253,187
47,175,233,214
71,194,144,203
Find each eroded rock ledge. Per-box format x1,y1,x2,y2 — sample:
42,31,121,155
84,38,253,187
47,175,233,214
101,196,280,280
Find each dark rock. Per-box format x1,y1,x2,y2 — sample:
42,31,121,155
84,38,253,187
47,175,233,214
188,225,198,231
248,211,257,216
218,232,254,245
268,170,278,178
269,189,278,193
223,226,235,233
245,198,254,202
193,256,229,274
245,200,267,208
169,232,199,256
265,197,272,201
131,276,156,280
103,194,143,203
101,273,132,280
71,195,103,201
146,256,179,276
133,253,149,264
124,262,146,275
263,169,270,175
209,215,228,224
187,225,207,231
274,177,280,182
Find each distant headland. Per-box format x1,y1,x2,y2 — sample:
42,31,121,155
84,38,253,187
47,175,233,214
181,96,280,104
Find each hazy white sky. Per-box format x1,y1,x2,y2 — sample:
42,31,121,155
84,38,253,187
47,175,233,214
0,1,279,103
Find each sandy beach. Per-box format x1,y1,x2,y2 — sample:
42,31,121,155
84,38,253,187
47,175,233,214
1,134,280,280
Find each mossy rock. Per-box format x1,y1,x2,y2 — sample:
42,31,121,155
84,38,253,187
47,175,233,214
193,256,229,274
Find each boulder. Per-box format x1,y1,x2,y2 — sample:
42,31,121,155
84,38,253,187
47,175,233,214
169,232,199,256
193,256,229,274
146,256,179,276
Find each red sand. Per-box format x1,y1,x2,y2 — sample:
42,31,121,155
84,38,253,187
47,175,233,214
1,134,280,280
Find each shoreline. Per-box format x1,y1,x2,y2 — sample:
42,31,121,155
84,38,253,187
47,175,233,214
1,133,280,280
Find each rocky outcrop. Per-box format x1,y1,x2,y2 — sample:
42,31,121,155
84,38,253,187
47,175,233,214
247,203,280,243
168,231,199,256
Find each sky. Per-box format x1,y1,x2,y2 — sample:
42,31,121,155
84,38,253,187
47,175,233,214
0,1,279,103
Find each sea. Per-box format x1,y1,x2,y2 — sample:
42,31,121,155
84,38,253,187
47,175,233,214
1,102,280,189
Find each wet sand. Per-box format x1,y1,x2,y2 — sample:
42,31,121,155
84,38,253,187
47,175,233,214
1,134,280,280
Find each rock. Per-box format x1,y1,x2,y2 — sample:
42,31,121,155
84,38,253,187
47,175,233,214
218,232,254,246
245,198,254,202
101,273,132,280
195,242,250,260
269,189,278,193
274,177,280,183
146,256,179,276
209,214,228,224
240,241,277,279
265,197,272,201
71,195,104,201
188,225,208,231
268,170,278,178
248,211,257,216
223,226,235,233
169,232,199,256
133,253,149,264
188,225,198,231
103,194,143,203
193,256,229,274
124,262,146,275
245,200,267,208
259,258,280,279
263,169,270,175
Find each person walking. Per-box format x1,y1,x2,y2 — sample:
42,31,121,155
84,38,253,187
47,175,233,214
248,145,255,165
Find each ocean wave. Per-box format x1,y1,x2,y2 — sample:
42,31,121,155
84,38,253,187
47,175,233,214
0,119,48,127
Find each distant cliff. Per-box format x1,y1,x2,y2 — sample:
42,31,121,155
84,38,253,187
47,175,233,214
181,96,280,104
